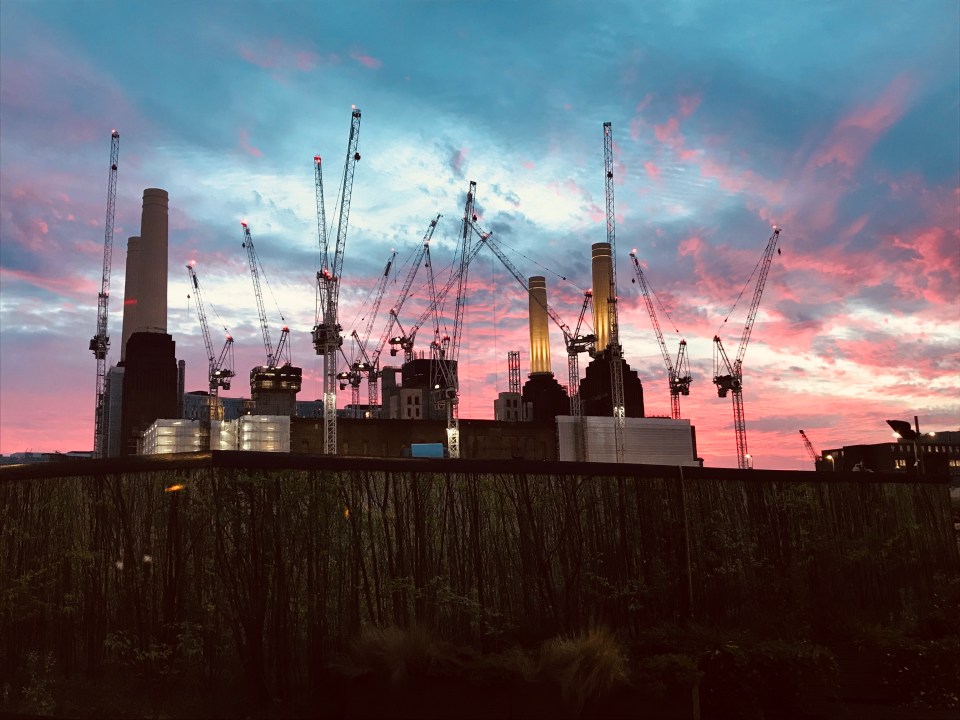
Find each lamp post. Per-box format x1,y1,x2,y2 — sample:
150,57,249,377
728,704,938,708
886,416,924,475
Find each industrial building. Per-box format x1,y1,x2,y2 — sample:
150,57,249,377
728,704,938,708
819,430,960,477
89,120,711,467
109,195,702,465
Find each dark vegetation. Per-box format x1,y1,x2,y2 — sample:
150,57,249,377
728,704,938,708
1,453,957,718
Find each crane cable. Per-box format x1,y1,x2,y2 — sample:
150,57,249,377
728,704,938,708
716,244,765,337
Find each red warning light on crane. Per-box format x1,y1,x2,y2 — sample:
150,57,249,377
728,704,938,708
314,155,321,164
240,220,248,227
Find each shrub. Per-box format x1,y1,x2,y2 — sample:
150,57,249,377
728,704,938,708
537,626,629,711
699,639,837,720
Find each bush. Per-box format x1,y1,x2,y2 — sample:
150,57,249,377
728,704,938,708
699,639,837,720
633,652,703,700
874,633,960,710
537,626,629,711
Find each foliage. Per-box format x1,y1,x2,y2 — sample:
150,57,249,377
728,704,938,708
633,652,703,699
537,626,629,710
19,651,56,716
698,639,838,720
0,460,955,713
851,625,960,710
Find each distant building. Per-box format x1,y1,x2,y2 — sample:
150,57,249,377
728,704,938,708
819,430,960,479
494,391,525,421
0,451,92,466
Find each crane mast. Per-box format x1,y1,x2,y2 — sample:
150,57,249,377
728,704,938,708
713,226,782,469
241,221,282,366
186,264,235,449
603,122,626,462
434,181,477,458
90,129,120,458
567,291,596,417
629,250,691,419
345,250,395,414
312,107,362,455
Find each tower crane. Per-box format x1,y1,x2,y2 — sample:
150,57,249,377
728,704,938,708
391,217,487,368
603,122,626,462
89,129,120,458
471,221,596,416
312,107,362,455
186,264,235,449
629,250,691,419
432,181,478,458
799,429,820,468
343,250,395,414
713,226,782,469
370,215,440,407
241,221,291,367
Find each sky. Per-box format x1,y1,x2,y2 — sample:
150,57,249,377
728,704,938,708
1,1,958,469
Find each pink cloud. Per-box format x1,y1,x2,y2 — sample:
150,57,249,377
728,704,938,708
840,214,869,240
238,128,262,158
890,225,960,305
654,117,680,144
350,50,382,69
807,73,913,176
451,147,469,175
679,94,701,118
0,266,96,299
644,161,661,181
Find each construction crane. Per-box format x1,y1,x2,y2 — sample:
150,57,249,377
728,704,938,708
431,181,478,458
799,429,820,468
392,217,487,368
343,250,395,414
713,226,783,469
186,264,235,449
472,221,596,416
567,291,596,417
241,221,290,367
312,107,362,455
89,129,120,458
371,215,440,407
629,250,691,419
603,122,626,462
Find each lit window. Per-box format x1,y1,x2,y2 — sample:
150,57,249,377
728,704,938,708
895,459,907,469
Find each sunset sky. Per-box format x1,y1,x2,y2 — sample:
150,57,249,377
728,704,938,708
1,1,957,468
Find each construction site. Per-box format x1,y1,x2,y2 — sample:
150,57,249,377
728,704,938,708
84,113,807,470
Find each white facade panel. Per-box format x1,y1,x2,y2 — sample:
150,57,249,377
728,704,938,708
557,416,697,466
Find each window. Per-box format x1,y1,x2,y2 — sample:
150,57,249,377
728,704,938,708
894,459,907,469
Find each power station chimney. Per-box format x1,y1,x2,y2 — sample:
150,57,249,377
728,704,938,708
138,188,169,333
528,276,552,375
591,242,613,352
120,236,141,361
